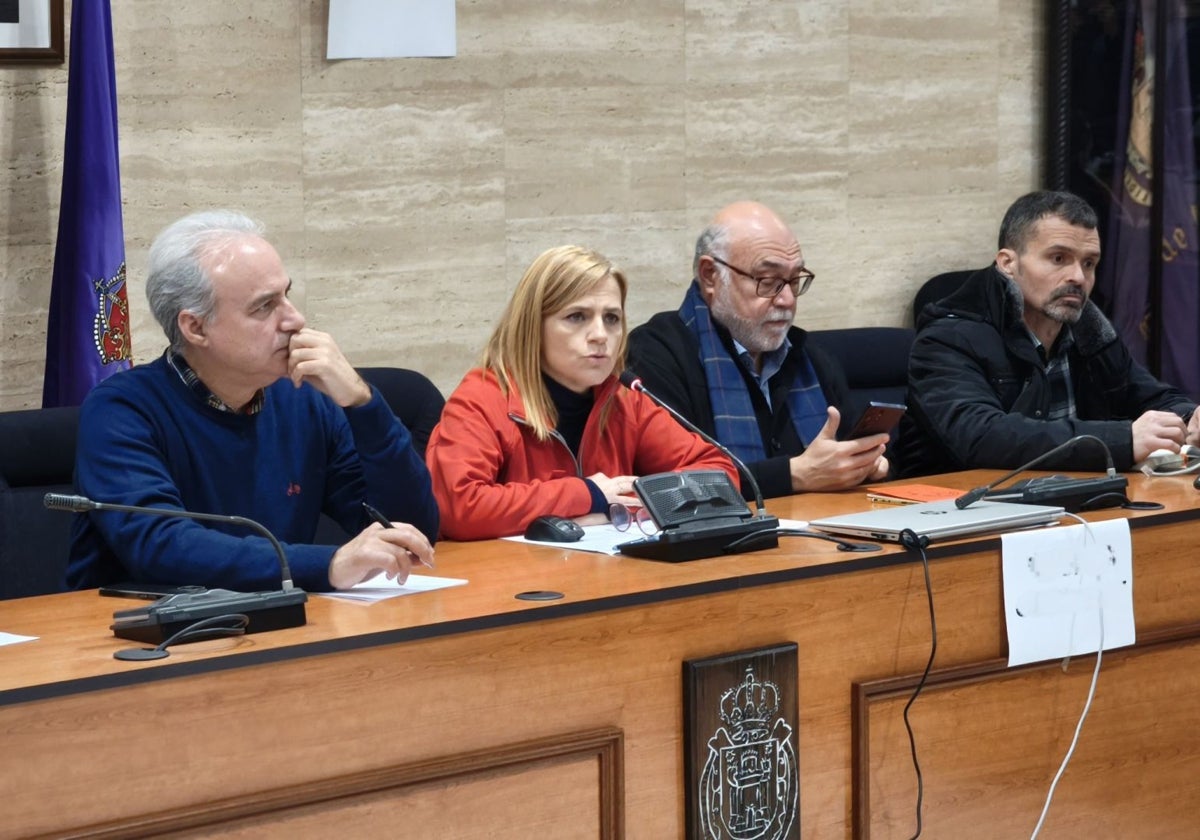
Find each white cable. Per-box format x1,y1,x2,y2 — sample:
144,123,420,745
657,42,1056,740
1029,514,1105,840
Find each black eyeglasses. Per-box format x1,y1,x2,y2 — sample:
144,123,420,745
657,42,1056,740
709,255,815,299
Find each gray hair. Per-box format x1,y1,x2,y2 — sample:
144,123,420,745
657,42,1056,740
146,210,266,351
693,223,732,280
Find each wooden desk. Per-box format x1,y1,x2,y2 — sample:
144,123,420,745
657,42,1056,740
2,472,1199,839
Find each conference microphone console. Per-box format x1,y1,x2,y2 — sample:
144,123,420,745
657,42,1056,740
110,587,309,645
984,474,1129,512
43,493,309,648
616,513,779,563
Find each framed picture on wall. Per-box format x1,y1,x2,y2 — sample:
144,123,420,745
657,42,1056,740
0,0,64,64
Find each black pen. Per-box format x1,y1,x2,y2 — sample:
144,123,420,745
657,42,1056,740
362,502,435,569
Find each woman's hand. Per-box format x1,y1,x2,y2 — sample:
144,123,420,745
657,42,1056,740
588,472,640,506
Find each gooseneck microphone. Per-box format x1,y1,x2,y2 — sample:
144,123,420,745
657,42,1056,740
954,434,1125,510
618,370,770,517
45,493,308,649
44,493,299,590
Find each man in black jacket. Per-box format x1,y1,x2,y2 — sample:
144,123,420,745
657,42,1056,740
627,201,888,499
897,190,1199,477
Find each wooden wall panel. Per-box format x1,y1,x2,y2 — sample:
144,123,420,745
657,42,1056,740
857,639,1200,839
51,728,622,840
168,754,602,840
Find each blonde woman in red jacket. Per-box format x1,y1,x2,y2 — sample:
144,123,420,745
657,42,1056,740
426,245,739,541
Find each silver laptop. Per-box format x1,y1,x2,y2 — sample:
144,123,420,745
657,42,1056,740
808,499,1064,542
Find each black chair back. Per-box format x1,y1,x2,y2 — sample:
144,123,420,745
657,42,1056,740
0,406,79,599
356,367,445,458
912,269,976,325
807,327,915,410
312,367,445,545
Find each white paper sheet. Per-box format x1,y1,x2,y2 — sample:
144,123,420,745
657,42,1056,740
320,572,467,604
1001,519,1135,667
327,0,456,59
0,631,37,647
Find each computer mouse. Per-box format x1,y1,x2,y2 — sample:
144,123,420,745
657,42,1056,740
1194,474,1200,490
523,515,585,543
1144,448,1184,471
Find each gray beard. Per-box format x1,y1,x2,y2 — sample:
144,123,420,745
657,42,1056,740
711,297,792,355
1042,287,1087,324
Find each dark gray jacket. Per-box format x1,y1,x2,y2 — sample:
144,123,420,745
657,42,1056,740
895,265,1195,476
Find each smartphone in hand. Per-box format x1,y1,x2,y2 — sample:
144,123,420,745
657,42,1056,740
846,401,906,439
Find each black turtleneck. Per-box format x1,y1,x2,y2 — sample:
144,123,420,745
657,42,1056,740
543,373,594,457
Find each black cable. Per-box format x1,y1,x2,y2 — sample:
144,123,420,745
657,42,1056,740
160,613,249,648
1065,491,1162,512
1077,492,1129,512
775,528,881,553
1118,497,1164,511
723,527,882,553
113,613,249,661
898,528,937,840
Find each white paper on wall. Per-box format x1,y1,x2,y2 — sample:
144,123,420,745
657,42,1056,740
327,0,456,59
1001,518,1135,667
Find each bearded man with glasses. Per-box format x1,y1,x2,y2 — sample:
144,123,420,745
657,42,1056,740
628,201,888,499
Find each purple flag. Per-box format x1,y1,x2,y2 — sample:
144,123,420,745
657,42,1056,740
42,0,131,408
1099,1,1152,367
1099,0,1200,401
1156,0,1200,399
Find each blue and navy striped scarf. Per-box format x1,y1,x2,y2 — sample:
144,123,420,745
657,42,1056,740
679,281,828,463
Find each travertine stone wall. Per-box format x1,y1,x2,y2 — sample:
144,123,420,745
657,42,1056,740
0,0,1041,409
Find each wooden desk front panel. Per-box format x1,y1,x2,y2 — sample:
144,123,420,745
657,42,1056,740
164,753,605,840
861,638,1200,840
0,579,847,837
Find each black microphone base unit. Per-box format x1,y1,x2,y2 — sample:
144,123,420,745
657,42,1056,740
110,588,309,645
618,515,779,563
985,474,1129,512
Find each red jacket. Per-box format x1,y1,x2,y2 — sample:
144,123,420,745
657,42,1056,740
426,368,739,540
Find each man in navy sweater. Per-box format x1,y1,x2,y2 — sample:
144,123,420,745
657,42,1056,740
66,210,438,592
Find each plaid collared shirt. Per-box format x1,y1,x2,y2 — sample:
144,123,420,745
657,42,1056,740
166,349,266,415
1028,327,1076,421
733,335,792,410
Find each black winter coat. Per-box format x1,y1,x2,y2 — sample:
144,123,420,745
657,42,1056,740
895,265,1195,477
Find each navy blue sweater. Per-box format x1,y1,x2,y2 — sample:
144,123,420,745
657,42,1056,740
66,357,438,592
